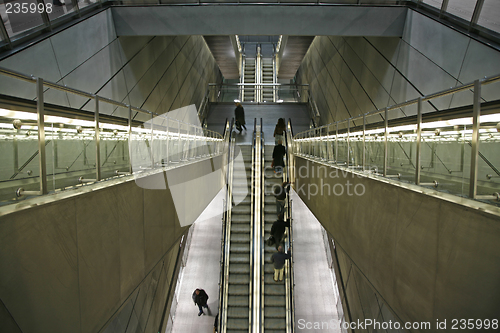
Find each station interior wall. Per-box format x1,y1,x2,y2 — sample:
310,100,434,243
296,10,500,126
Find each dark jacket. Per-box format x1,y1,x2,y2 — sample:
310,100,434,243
272,144,286,167
273,182,290,201
192,289,209,306
270,218,291,242
235,106,245,125
271,250,291,269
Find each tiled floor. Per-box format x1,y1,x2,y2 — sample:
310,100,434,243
169,187,341,333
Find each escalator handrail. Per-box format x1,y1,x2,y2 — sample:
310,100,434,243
284,119,296,333
219,118,235,333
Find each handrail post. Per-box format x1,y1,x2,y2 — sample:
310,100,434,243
335,122,338,163
362,114,366,171
36,77,48,195
415,98,422,185
469,79,482,199
347,120,350,166
383,107,388,177
94,95,101,181
128,105,133,173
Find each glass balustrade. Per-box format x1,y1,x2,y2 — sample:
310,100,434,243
294,75,500,206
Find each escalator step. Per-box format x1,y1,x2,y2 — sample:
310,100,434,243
228,274,251,284
227,318,250,330
229,254,250,264
264,283,286,295
230,243,250,253
264,295,286,306
228,307,250,318
232,207,252,215
232,215,251,223
231,234,250,243
229,264,251,274
264,263,276,274
263,307,286,318
228,284,249,295
264,318,286,330
231,224,251,233
227,295,249,307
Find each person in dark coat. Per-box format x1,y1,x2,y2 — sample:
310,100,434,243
271,245,291,282
272,139,286,174
192,288,209,316
270,213,291,249
273,181,290,216
234,102,246,133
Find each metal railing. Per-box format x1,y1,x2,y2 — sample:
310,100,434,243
219,119,235,333
0,66,224,205
284,119,295,333
293,73,500,204
253,118,263,333
207,83,310,104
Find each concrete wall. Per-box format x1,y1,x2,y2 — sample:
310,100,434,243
296,10,500,126
293,157,500,332
0,155,224,333
0,9,222,123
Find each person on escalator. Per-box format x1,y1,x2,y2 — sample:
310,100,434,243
269,213,291,249
271,139,286,175
273,181,290,216
271,245,291,282
273,118,286,145
192,288,209,316
234,102,246,133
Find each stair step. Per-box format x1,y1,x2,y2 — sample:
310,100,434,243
229,264,251,274
228,307,250,319
227,295,249,307
263,307,286,319
229,254,250,264
228,284,249,296
228,274,251,284
264,318,286,330
227,318,250,330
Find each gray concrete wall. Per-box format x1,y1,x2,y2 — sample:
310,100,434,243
112,5,407,37
293,156,500,332
0,155,224,333
296,9,500,126
0,9,222,123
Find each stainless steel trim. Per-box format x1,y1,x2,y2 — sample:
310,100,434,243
469,79,481,199
37,77,47,195
415,97,422,185
94,95,101,181
383,107,388,177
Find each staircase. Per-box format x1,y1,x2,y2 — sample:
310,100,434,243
262,145,287,332
262,58,275,102
243,58,256,102
226,145,253,332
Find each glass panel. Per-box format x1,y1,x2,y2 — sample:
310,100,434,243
446,0,476,22
43,0,77,22
420,121,470,197
364,113,385,174
422,0,444,10
100,123,130,179
477,0,500,34
387,106,417,184
47,120,96,191
2,0,45,38
0,110,41,203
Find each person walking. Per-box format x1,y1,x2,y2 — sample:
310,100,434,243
271,245,291,282
234,102,246,133
273,118,286,145
270,213,291,249
273,181,290,216
192,288,209,316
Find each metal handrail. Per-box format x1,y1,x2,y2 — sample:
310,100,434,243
258,118,265,333
219,119,235,333
284,119,295,333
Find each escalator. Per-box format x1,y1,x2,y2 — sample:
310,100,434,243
262,145,288,332
261,58,275,103
243,58,256,102
225,144,253,332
